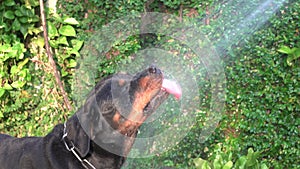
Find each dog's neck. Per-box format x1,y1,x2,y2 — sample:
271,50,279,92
62,115,134,168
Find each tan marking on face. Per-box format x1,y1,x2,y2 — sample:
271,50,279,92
117,73,162,136
126,76,162,123
115,68,165,156
118,79,126,86
112,111,121,125
118,120,139,136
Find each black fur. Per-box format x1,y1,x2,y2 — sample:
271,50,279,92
0,66,168,169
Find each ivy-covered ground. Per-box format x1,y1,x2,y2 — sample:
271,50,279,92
0,0,299,168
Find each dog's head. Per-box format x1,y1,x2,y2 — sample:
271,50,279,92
111,66,170,135
73,66,181,156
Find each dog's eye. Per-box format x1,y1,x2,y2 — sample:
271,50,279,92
148,66,156,74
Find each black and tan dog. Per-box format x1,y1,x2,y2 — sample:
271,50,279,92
0,66,181,169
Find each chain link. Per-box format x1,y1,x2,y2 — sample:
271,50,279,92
62,122,96,169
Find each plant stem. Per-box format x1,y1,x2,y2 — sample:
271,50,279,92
39,0,72,111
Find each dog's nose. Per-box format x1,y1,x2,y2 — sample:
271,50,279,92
148,66,161,74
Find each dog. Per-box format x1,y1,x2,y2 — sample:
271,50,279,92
0,66,181,169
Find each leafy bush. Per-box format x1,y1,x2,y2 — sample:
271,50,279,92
124,0,299,168
222,1,300,168
0,0,81,136
0,0,41,135
193,146,268,169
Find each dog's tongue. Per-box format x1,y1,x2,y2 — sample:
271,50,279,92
162,79,182,100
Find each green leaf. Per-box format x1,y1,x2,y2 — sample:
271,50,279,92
19,69,28,79
235,156,246,168
20,5,34,17
278,45,292,54
0,44,12,52
222,161,233,169
20,25,29,37
246,148,260,167
27,15,40,23
260,163,268,169
28,27,42,35
49,40,58,48
61,69,68,77
213,155,223,169
71,39,84,51
286,48,300,66
12,19,21,31
294,48,300,57
0,88,6,98
19,17,29,23
68,59,77,68
202,161,212,169
47,21,59,38
15,9,23,17
4,10,15,20
11,81,26,88
63,18,79,25
18,58,29,69
33,37,45,47
287,56,293,66
5,0,16,6
68,49,80,56
0,22,7,29
193,158,213,169
57,36,69,46
10,65,19,75
0,71,4,78
59,25,76,37
3,83,13,90
24,0,39,7
247,148,254,155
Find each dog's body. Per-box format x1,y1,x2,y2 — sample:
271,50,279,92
0,116,123,169
0,66,178,169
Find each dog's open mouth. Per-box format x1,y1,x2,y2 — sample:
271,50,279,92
143,78,182,115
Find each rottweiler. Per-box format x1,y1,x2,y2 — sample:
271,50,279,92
0,66,181,169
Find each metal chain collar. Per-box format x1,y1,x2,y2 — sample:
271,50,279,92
62,122,96,169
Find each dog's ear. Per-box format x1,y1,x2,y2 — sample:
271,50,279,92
75,74,141,156
76,87,117,143
66,116,90,157
75,78,128,155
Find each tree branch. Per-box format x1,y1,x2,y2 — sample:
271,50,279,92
39,0,72,111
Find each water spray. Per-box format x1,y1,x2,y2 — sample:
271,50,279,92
74,0,286,158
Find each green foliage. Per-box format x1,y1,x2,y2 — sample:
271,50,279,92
0,0,39,97
97,35,141,78
46,12,83,78
278,45,300,66
0,0,79,136
193,146,268,169
0,0,41,133
57,0,147,39
123,1,299,168
192,139,269,169
222,1,300,168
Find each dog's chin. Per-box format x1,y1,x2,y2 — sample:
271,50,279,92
143,90,169,117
